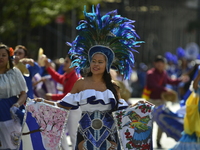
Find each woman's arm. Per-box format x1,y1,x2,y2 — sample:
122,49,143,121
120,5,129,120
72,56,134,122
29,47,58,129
34,97,71,110
13,91,27,107
32,78,46,87
193,70,200,90
34,78,84,109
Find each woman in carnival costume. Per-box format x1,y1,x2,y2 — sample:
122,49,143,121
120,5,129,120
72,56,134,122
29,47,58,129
170,65,200,150
0,44,27,150
34,4,147,150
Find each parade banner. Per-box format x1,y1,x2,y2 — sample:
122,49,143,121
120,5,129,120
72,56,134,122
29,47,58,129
112,101,155,150
19,99,69,150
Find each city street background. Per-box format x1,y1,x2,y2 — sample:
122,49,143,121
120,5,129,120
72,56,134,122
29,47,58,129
2,0,200,66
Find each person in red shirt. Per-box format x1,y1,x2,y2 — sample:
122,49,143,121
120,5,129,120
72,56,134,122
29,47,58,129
44,54,81,150
45,54,79,100
146,55,189,148
147,57,181,101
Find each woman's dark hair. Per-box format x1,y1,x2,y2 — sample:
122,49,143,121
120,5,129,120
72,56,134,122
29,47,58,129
0,44,14,69
87,71,119,111
183,62,200,92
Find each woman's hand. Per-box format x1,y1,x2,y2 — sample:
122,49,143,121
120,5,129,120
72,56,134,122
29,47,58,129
109,141,117,150
14,91,26,108
33,98,72,110
20,58,34,66
45,93,52,100
44,58,51,68
179,75,190,83
12,102,20,108
130,100,154,107
33,98,44,102
130,100,145,107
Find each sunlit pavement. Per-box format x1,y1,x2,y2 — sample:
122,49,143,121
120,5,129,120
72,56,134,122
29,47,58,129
65,98,180,150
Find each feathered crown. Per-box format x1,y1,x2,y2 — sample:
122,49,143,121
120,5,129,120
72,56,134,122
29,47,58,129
67,4,144,79
172,54,178,65
164,52,173,63
176,47,185,59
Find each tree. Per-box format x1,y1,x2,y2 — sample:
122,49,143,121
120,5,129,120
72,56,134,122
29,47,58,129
0,0,100,50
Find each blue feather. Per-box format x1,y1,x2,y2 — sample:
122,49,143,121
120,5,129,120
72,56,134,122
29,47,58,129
67,4,144,79
176,47,185,59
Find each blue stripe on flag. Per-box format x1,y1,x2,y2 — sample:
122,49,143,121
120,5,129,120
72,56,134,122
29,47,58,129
20,112,45,150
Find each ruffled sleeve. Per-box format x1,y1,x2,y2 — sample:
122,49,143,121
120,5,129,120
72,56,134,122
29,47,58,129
59,89,117,110
0,67,28,98
118,99,128,110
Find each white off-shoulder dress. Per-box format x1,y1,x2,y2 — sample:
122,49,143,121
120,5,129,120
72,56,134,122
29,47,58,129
59,89,128,150
0,68,27,150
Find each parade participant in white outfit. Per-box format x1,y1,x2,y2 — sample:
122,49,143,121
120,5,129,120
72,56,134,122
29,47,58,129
34,4,145,149
0,44,27,150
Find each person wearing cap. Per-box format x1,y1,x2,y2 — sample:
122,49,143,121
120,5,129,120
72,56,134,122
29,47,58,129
145,55,189,148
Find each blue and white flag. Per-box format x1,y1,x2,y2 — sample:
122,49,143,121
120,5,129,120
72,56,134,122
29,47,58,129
19,99,69,150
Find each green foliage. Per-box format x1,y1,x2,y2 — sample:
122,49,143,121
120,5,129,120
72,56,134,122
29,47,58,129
0,0,100,34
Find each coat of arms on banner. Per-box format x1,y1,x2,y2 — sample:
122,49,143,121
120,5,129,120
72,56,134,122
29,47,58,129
19,99,69,150
112,101,155,150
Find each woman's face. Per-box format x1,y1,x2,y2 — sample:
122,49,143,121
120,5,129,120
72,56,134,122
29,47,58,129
63,56,73,73
0,48,9,69
90,53,106,75
14,48,26,63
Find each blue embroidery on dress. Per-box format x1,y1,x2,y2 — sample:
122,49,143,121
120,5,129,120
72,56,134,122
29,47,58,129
78,111,117,149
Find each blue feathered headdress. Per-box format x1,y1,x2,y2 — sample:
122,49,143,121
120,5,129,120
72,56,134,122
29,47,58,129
172,54,178,65
176,47,185,59
164,52,173,63
67,4,144,79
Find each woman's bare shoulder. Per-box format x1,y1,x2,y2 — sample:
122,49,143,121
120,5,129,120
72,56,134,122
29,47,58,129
76,77,86,84
71,77,87,93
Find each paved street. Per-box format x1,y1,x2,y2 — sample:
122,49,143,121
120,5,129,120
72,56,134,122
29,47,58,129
151,121,177,150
